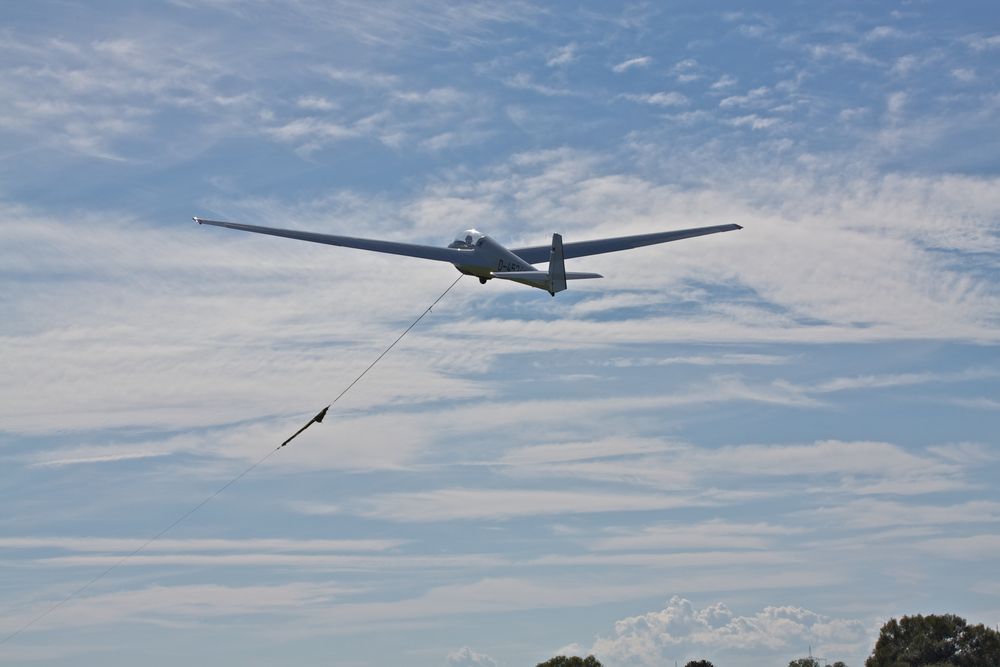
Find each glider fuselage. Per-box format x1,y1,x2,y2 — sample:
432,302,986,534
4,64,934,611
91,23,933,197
448,229,535,281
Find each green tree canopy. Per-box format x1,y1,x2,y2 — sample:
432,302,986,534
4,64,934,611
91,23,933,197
788,659,821,667
535,656,602,667
865,613,1000,667
684,660,716,667
788,660,847,667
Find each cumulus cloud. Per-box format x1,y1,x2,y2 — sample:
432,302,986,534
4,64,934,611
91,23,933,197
447,646,498,667
590,596,870,666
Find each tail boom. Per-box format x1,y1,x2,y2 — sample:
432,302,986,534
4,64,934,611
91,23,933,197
491,233,602,295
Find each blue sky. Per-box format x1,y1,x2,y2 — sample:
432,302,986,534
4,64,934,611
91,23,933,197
2,2,999,666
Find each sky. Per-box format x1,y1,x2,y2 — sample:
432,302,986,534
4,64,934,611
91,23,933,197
1,1,999,666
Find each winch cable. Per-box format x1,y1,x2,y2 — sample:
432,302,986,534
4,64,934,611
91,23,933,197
0,274,464,645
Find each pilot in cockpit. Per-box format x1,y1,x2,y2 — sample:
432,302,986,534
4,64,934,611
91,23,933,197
448,229,485,249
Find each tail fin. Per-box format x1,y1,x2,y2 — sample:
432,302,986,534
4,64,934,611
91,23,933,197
548,233,567,295
492,232,602,295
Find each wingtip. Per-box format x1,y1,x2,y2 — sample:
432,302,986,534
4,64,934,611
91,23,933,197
193,216,203,224
734,224,744,230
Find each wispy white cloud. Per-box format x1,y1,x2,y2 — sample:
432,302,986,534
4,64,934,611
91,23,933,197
603,353,791,368
0,581,352,634
839,106,869,121
612,56,652,73
963,34,1000,52
947,397,1000,411
527,550,800,570
711,74,738,90
266,117,359,144
496,437,675,467
392,87,470,106
37,552,507,571
295,95,338,111
917,534,1000,560
719,86,770,108
0,536,404,553
726,114,779,130
504,72,578,97
803,499,1000,530
622,91,689,107
547,43,578,68
354,488,707,522
0,32,252,159
589,520,804,552
317,66,400,88
737,24,771,38
787,368,1000,394
951,67,977,83
495,438,969,498
866,26,908,41
671,58,700,82
806,42,879,66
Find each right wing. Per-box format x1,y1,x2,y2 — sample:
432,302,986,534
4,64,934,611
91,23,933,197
509,223,742,264
194,218,471,263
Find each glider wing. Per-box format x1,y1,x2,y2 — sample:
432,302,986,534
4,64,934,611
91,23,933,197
509,223,742,264
194,218,472,263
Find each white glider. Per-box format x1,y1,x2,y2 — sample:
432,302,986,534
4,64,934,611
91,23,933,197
195,217,741,296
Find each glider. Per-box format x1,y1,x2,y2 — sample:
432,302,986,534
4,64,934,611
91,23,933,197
195,217,741,296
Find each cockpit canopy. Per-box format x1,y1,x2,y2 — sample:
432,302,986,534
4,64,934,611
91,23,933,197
448,229,485,249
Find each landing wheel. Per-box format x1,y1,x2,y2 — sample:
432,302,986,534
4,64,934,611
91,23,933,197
479,277,488,284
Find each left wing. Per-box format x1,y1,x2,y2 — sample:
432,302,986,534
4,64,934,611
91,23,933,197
509,223,742,264
194,218,472,263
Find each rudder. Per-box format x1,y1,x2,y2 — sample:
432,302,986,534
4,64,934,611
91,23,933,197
548,233,567,295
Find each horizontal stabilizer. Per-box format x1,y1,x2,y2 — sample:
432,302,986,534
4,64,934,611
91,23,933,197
492,270,549,287
492,271,603,282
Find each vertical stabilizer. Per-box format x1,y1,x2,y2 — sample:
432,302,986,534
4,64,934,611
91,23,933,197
548,233,567,295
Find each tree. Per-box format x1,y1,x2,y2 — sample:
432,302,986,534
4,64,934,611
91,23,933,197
788,659,821,667
535,656,602,667
865,613,1000,667
684,661,716,667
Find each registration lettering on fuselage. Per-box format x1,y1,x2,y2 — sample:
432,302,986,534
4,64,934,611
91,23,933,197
497,258,528,272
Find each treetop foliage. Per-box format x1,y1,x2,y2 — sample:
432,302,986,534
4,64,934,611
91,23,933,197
535,656,602,667
866,613,1000,667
